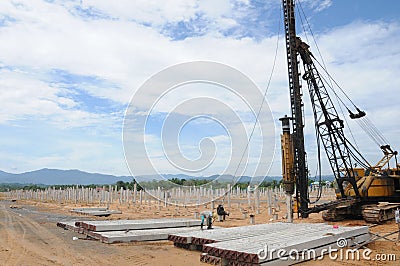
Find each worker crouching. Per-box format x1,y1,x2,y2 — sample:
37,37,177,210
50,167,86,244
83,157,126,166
217,205,229,222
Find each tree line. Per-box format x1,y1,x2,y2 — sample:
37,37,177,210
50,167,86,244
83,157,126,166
0,178,331,192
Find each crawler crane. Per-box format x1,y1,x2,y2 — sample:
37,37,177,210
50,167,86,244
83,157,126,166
280,0,400,223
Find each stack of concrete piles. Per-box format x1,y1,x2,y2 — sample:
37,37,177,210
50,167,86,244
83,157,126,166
169,223,286,248
169,222,371,265
70,207,122,217
57,218,202,243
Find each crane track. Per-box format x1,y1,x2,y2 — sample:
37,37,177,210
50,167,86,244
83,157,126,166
362,204,400,224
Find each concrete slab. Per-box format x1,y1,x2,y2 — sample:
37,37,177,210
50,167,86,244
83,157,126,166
169,223,294,245
58,219,205,244
57,221,77,231
71,208,122,216
57,221,99,236
202,223,370,265
76,218,201,232
71,207,108,212
98,227,201,243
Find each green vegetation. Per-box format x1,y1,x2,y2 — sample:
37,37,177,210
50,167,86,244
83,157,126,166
0,181,143,192
132,178,283,190
0,183,46,192
0,178,333,192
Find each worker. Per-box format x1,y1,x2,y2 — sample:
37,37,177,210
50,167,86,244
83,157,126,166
217,204,229,221
207,213,213,229
200,214,205,230
200,211,213,230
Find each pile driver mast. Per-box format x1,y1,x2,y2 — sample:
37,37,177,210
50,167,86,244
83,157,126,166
280,0,361,218
281,0,309,218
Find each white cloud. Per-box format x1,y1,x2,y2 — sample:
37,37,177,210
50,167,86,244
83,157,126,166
0,69,65,121
0,67,123,132
300,0,333,12
82,0,199,25
0,0,398,177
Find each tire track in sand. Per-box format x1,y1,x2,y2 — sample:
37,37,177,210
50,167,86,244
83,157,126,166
0,203,105,265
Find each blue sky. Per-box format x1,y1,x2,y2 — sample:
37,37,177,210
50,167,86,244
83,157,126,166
0,0,399,177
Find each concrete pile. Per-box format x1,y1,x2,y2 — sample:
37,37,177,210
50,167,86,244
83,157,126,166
169,222,371,265
57,218,202,244
169,223,287,247
70,207,122,217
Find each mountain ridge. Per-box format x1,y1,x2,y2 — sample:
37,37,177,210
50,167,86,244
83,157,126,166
0,168,334,185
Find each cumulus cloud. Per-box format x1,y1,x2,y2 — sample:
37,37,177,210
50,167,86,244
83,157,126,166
299,0,333,12
0,0,398,177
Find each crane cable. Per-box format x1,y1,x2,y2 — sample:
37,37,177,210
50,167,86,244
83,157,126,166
294,1,335,202
312,57,388,148
295,2,356,107
358,120,381,146
220,3,282,203
296,0,393,168
310,123,323,203
296,0,390,150
296,0,365,153
312,61,361,151
295,0,379,199
291,1,318,204
364,116,389,144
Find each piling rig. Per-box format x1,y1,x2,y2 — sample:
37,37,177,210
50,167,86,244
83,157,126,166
280,0,400,223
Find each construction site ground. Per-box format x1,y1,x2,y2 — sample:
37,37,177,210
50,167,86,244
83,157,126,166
1,196,399,265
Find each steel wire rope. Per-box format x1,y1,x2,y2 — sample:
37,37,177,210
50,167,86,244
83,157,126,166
313,57,391,150
295,0,326,203
220,3,283,204
296,0,377,203
294,11,382,150
297,0,362,152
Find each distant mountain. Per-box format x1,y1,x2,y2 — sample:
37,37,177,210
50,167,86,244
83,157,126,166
311,175,335,182
0,168,335,185
0,168,132,185
0,170,16,181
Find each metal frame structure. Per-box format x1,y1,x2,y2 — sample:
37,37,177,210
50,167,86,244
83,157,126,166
297,41,360,198
282,0,309,217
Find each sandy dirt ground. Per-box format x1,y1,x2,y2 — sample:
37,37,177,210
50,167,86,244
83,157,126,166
1,194,399,266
